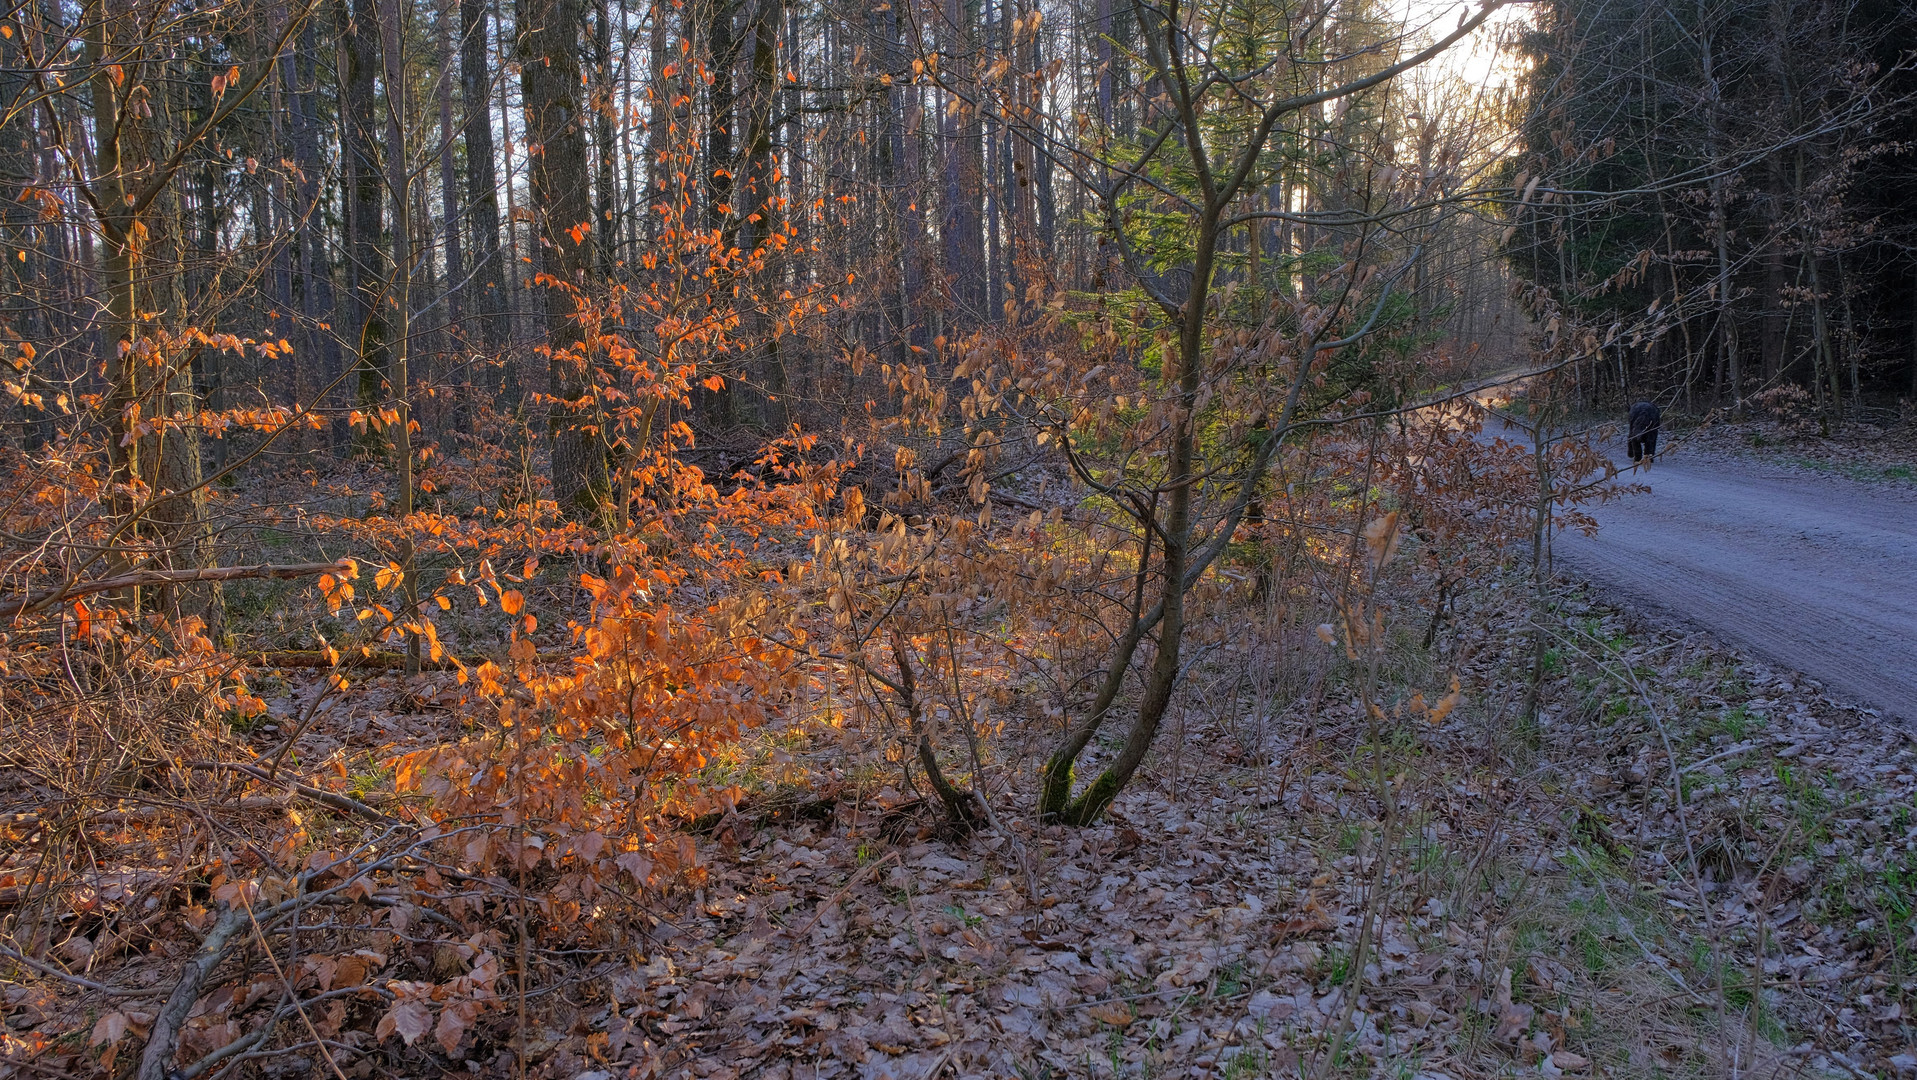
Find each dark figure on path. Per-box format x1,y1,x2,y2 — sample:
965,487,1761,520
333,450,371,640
1628,401,1661,463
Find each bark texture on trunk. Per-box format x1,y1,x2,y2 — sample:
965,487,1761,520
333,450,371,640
340,0,390,457
520,0,602,516
461,0,506,371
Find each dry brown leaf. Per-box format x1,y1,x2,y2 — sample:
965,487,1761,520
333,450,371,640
377,1000,433,1046
1552,1051,1591,1071
435,1000,478,1056
332,954,370,988
89,1011,128,1047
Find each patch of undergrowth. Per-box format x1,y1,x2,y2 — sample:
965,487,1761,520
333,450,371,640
1492,580,1917,1076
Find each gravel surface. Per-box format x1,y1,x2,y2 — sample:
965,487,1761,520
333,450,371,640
1555,450,1917,723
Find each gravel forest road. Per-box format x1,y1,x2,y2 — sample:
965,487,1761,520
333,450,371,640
1552,450,1917,722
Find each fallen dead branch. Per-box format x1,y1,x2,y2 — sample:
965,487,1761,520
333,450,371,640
177,760,401,825
0,561,347,620
135,906,247,1080
248,648,468,671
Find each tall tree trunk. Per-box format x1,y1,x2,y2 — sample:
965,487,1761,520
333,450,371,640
87,4,216,624
261,13,291,434
1030,9,1055,259
378,0,420,671
702,0,739,428
1806,248,1836,421
437,0,465,358
618,27,638,265
1094,0,1113,129
202,151,231,476
2,18,44,444
780,1,802,262
591,0,619,279
289,18,340,443
461,0,506,380
1763,209,1785,381
741,0,785,427
941,0,986,321
151,45,215,629
642,0,671,244
521,0,602,515
498,6,523,347
412,156,440,428
1837,254,1858,410
885,0,923,357
984,0,1003,320
1699,14,1740,409
340,0,389,457
88,8,137,508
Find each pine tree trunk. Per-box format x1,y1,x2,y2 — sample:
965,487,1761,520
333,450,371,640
1700,15,1740,409
289,18,340,444
591,0,618,279
885,0,922,357
941,0,985,320
378,0,420,672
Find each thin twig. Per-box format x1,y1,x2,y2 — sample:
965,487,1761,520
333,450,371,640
791,851,900,940
240,902,350,1080
0,944,161,997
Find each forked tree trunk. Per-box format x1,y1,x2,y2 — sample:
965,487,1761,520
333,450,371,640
86,3,218,628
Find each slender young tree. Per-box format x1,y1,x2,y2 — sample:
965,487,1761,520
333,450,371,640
975,0,1515,825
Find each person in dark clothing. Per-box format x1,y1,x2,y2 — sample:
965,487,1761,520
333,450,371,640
1628,400,1661,463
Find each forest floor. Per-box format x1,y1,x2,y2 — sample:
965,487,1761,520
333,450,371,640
54,572,1894,1080
385,572,1910,1080
6,596,1914,1079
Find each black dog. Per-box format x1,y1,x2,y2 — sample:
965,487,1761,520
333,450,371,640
1627,401,1661,463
